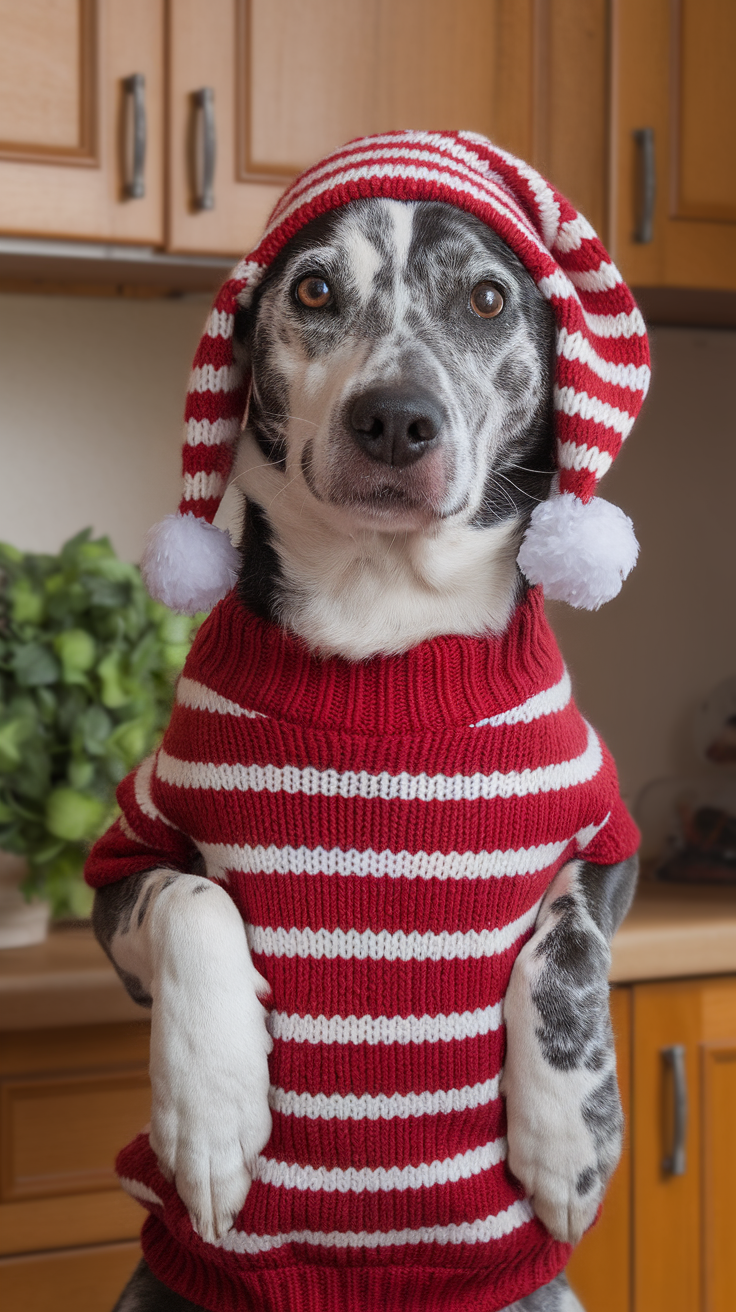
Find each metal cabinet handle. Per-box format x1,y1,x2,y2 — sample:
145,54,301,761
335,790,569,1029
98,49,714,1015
122,73,146,200
661,1044,687,1175
633,127,656,243
191,87,216,211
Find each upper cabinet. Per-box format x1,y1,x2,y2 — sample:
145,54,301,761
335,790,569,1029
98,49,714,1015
0,0,165,244
612,0,736,290
0,0,734,297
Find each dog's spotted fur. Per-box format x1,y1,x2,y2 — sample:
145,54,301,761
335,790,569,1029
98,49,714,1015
96,199,636,1312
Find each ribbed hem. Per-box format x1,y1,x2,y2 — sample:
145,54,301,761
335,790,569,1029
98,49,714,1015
142,1216,571,1312
186,586,562,735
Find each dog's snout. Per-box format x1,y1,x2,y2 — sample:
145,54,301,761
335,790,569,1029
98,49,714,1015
349,389,444,467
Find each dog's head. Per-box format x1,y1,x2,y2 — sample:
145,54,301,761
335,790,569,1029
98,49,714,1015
236,198,554,532
141,131,649,647
231,199,556,655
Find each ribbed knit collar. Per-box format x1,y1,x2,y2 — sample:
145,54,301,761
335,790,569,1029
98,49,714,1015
185,586,563,736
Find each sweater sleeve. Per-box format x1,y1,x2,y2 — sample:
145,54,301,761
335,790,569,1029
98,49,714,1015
84,752,198,888
576,736,640,866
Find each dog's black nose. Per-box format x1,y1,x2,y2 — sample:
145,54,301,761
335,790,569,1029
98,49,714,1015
349,388,444,467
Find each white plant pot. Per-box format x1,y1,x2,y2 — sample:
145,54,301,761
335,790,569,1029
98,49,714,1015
0,850,51,949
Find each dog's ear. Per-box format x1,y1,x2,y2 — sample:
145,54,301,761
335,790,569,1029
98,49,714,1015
232,304,254,369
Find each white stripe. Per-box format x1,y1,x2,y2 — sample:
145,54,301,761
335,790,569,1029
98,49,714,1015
215,1198,534,1253
254,1137,506,1194
269,1001,503,1046
119,814,145,846
247,901,539,963
557,440,613,479
185,417,240,447
556,328,651,394
133,754,173,828
582,306,647,339
188,364,240,394
472,669,571,727
576,813,610,850
270,1074,502,1121
204,309,234,339
553,213,597,253
197,838,573,884
537,269,575,300
157,721,602,801
568,261,622,293
554,386,635,439
176,675,265,719
182,471,225,501
119,1176,163,1207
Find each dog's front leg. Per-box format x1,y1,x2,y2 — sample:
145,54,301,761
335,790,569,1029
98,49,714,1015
501,855,637,1245
93,870,272,1242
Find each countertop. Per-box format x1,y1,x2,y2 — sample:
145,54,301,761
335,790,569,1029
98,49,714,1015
3,882,736,1029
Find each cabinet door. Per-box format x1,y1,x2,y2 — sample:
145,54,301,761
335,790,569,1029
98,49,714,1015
166,0,541,256
612,0,736,289
0,0,164,244
631,977,736,1312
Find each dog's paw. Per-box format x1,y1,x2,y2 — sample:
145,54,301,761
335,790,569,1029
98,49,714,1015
503,1095,604,1245
150,999,272,1242
147,880,273,1242
501,926,622,1245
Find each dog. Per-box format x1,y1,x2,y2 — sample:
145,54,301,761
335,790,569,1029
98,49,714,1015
93,195,638,1312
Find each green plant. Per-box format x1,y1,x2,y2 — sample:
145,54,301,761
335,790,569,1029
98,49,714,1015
0,529,199,918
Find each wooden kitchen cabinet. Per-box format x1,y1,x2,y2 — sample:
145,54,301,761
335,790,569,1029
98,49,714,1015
0,1021,150,1312
1,0,734,302
632,977,736,1312
611,0,736,290
0,0,165,245
569,975,736,1312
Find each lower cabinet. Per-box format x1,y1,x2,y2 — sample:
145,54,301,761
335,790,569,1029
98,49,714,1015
568,976,736,1312
0,1022,150,1312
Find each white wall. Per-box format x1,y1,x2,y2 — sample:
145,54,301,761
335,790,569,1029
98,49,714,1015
0,292,211,561
1,294,734,833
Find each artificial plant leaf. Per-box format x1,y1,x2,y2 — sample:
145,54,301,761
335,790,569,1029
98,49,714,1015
0,717,34,771
77,704,113,755
96,651,131,707
55,629,97,679
11,642,60,687
45,787,106,842
67,757,96,789
9,578,45,625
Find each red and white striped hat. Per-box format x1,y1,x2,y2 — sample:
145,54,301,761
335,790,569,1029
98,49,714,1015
142,129,650,616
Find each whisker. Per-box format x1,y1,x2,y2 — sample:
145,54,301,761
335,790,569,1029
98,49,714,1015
496,472,545,505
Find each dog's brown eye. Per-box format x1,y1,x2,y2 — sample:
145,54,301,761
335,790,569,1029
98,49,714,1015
296,276,332,308
470,282,504,318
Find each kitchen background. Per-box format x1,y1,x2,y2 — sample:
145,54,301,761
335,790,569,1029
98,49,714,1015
0,2,735,1310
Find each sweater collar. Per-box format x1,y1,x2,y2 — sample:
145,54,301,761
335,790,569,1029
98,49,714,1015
184,587,564,735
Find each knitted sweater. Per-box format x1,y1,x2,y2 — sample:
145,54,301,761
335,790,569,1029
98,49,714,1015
85,587,638,1312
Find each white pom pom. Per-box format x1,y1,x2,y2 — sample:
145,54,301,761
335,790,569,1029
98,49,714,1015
517,493,639,609
141,513,240,615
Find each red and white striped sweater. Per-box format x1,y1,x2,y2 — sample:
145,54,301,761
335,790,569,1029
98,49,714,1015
86,586,638,1312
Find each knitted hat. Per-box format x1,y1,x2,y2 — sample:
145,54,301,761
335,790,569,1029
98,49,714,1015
142,130,650,616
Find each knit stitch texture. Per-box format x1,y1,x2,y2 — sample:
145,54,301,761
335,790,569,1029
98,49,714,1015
86,587,638,1312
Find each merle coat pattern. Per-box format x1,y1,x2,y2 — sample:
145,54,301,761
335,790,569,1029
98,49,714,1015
97,199,637,1312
